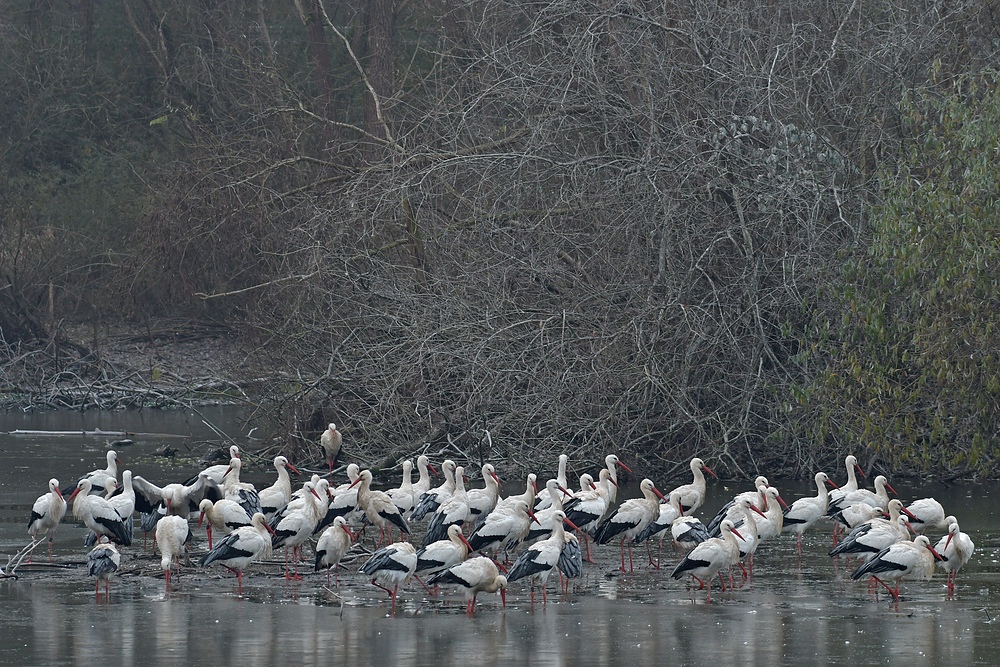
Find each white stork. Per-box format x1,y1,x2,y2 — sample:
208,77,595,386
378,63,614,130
851,534,944,601
315,516,356,586
935,518,974,594
594,478,667,572
86,537,120,601
28,478,67,563
200,512,274,594
69,478,132,546
670,519,744,603
358,541,417,610
507,510,579,604
428,555,508,615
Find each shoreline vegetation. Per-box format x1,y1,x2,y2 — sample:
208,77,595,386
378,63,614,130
4,5,1000,481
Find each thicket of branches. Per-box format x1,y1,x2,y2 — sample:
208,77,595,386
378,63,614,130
2,1,998,478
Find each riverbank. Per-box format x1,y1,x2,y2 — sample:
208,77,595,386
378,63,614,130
0,319,252,411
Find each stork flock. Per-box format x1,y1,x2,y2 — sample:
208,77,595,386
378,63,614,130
25,435,975,612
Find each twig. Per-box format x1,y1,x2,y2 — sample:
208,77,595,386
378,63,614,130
0,539,45,578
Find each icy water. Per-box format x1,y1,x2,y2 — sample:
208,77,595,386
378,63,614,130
1,408,999,666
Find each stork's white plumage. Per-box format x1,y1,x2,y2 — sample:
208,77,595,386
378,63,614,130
63,450,121,497
905,497,948,534
826,455,865,526
935,518,974,594
782,472,834,553
315,463,363,530
257,456,300,519
198,498,252,550
86,537,120,600
851,534,944,601
671,515,710,553
669,457,717,514
387,459,416,519
563,469,615,562
359,541,417,609
525,479,574,543
633,489,683,548
507,510,578,604
131,472,222,520
422,465,470,547
829,500,913,560
27,478,66,563
189,445,241,486
200,512,273,594
69,478,132,546
270,481,324,579
99,469,137,546
603,454,632,506
412,455,436,497
415,523,473,578
320,423,343,472
670,519,744,603
493,472,538,517
315,516,355,586
222,458,262,518
353,469,411,544
535,454,569,511
595,478,667,572
705,475,769,536
155,514,191,590
753,487,788,544
466,463,502,525
467,499,538,557
410,459,457,521
828,475,895,519
427,556,507,615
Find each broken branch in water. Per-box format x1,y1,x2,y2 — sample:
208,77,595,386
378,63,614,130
0,539,44,579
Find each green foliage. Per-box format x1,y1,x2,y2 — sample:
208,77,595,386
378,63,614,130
799,70,1000,476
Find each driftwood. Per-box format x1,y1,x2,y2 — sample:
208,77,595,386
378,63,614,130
0,539,44,579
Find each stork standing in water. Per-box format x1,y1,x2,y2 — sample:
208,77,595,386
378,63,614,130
669,458,718,515
69,478,132,546
507,510,579,605
670,519,744,603
155,514,191,591
428,556,507,615
86,537,120,601
270,481,325,579
27,478,66,563
320,423,342,472
415,523,474,594
594,478,668,573
351,469,411,545
201,512,274,594
826,454,865,543
422,466,470,547
563,470,616,563
851,534,944,602
315,516,356,586
782,472,835,556
359,541,417,610
935,519,974,595
467,499,539,562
